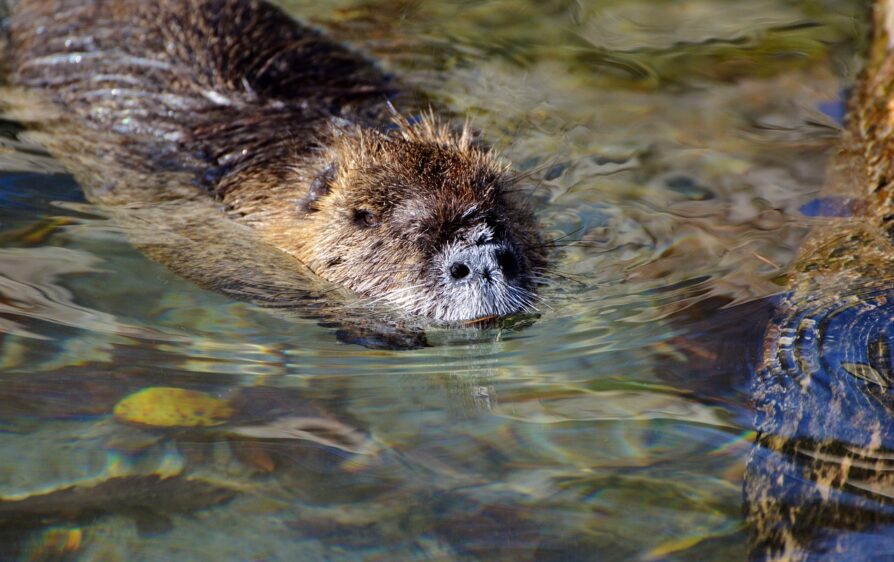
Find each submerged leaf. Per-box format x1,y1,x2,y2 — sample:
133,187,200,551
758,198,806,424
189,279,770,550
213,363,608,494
841,363,890,388
228,416,373,454
0,475,235,521
113,387,233,428
26,526,82,561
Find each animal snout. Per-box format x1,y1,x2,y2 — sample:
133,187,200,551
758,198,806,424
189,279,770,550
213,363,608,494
447,245,520,283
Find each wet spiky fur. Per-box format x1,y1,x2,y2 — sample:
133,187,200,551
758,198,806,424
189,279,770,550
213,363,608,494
7,0,545,321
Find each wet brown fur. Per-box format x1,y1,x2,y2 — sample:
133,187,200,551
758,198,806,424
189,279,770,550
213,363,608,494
6,0,545,319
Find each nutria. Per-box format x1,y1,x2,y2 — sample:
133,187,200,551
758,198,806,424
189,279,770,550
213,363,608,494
5,0,546,323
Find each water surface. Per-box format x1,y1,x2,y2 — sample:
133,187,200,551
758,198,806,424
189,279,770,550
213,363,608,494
0,0,868,560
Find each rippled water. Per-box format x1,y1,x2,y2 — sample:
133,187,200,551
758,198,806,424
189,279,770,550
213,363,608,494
0,0,869,560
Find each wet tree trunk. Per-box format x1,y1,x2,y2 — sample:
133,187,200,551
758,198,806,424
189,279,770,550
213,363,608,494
747,1,894,560
783,0,894,278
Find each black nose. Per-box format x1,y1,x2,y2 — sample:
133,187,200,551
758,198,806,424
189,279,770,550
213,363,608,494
450,262,470,280
448,247,520,283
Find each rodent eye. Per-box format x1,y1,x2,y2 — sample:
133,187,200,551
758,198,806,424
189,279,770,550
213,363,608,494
353,209,379,228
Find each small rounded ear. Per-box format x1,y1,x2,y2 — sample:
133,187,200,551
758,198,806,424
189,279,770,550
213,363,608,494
301,162,337,212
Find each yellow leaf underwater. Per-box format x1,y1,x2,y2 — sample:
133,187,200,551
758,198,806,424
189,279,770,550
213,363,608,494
113,387,233,428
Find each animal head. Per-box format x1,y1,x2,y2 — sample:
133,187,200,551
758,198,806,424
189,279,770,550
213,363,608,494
229,115,546,322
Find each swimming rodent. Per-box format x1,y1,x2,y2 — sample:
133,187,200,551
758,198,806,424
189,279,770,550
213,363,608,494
5,0,546,323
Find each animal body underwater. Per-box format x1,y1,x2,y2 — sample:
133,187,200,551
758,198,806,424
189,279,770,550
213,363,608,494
5,0,546,325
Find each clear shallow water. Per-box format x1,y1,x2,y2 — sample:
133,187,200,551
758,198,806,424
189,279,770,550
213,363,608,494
0,0,868,560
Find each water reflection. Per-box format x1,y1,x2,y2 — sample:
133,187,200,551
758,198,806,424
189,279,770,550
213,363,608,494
749,274,894,559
